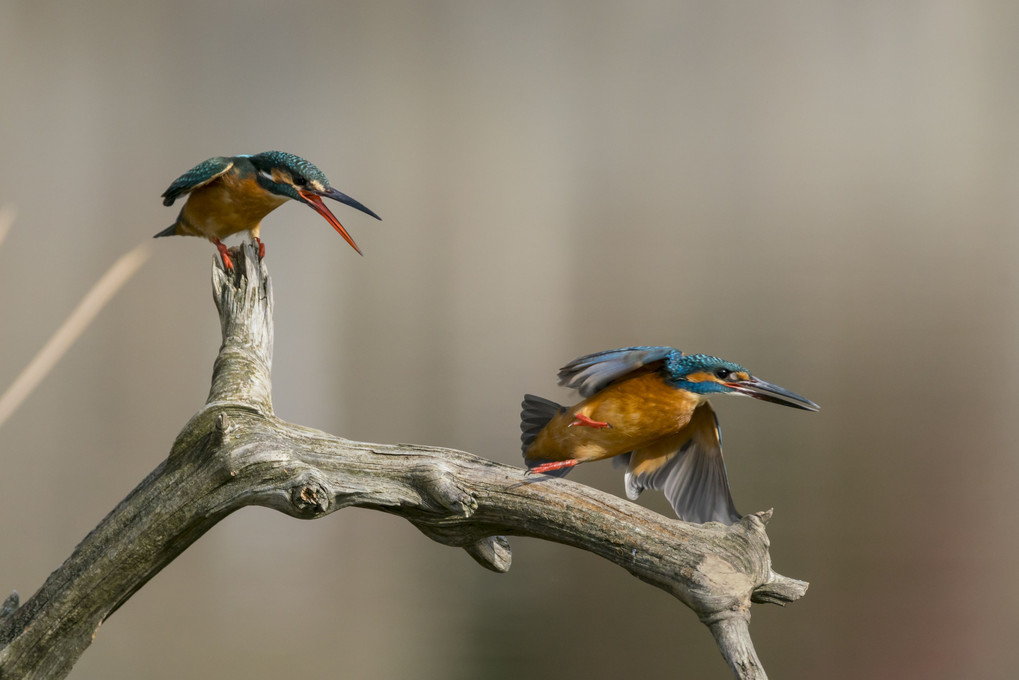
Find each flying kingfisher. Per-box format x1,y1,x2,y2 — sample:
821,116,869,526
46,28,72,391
155,151,380,269
521,346,819,524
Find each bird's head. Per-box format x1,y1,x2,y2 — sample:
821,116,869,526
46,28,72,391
249,151,380,254
665,353,819,411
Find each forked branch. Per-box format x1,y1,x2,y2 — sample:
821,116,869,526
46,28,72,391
0,243,806,680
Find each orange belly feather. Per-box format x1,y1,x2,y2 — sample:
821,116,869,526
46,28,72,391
526,372,703,464
175,174,288,241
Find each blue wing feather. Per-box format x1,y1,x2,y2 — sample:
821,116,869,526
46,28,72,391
161,157,235,206
556,346,678,397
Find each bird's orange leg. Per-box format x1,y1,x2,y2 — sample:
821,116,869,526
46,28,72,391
569,413,612,429
254,237,265,259
528,459,580,475
213,238,234,270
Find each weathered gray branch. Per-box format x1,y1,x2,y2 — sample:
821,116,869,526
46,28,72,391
0,243,807,680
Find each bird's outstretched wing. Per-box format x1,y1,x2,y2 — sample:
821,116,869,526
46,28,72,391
557,346,677,397
161,157,235,206
624,402,740,524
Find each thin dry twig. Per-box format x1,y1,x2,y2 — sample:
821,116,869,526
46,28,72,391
0,206,14,250
0,242,152,431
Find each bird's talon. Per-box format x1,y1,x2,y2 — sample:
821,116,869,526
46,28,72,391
213,239,234,270
528,459,580,475
255,237,265,259
568,414,612,429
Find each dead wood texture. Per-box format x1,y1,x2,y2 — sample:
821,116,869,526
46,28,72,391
0,243,807,679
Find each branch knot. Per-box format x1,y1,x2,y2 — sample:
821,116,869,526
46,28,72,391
414,463,479,518
287,473,331,517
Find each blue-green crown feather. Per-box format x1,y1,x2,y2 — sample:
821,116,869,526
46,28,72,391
248,151,331,187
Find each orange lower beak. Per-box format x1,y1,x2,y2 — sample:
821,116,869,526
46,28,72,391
298,189,363,255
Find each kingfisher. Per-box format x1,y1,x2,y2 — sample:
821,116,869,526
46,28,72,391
155,151,380,269
521,346,819,524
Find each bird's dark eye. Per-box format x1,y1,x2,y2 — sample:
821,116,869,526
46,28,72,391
292,175,308,186
715,368,730,380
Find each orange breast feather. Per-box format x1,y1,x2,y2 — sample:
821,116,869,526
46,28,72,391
179,174,287,240
527,372,702,463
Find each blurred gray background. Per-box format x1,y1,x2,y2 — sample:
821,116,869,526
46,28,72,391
2,1,1017,678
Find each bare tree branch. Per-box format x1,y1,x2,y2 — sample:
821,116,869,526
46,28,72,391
0,242,807,680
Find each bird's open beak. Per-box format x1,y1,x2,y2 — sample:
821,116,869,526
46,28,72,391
727,377,819,411
297,187,381,256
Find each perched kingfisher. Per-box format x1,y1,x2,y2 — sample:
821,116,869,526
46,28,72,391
521,346,819,524
155,151,380,269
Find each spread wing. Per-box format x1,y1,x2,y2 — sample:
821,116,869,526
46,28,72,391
556,346,677,397
624,402,740,524
161,157,234,206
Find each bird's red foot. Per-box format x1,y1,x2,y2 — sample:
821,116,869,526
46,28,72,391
568,413,612,429
528,459,580,475
213,239,234,270
255,237,265,259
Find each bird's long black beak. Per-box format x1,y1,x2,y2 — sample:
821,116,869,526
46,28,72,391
297,187,380,256
728,377,819,411
322,187,381,221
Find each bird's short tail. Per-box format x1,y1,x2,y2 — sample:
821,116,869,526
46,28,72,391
153,224,177,238
520,394,574,478
520,394,563,452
